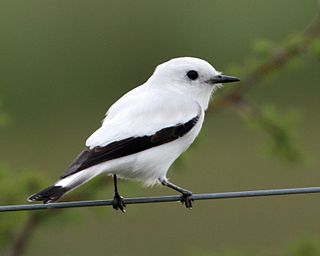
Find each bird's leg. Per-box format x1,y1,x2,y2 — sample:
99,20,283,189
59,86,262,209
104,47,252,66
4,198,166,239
160,179,193,209
112,174,126,212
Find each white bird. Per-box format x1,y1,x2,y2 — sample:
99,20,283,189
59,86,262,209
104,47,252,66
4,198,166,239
28,57,239,211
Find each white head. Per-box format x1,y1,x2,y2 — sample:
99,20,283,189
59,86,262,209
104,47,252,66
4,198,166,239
147,57,239,110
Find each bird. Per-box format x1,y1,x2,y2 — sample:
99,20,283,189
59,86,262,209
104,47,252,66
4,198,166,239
28,57,240,211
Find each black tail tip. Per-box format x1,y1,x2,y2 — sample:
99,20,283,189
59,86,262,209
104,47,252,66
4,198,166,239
28,185,67,204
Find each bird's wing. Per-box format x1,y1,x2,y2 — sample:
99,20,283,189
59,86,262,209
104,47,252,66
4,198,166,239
61,86,202,179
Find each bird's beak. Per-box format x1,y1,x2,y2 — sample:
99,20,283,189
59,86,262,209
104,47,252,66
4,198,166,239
208,75,240,84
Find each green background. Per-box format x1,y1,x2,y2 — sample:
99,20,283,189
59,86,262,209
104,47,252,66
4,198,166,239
0,1,320,255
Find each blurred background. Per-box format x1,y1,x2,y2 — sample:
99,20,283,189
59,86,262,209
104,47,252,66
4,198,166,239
1,0,320,255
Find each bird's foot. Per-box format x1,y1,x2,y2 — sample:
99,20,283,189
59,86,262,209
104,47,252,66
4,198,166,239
112,192,126,213
180,190,193,209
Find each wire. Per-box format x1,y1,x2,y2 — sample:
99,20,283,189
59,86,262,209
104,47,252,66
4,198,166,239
1,186,320,213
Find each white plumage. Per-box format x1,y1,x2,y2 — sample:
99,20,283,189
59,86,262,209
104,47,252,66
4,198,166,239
28,57,239,208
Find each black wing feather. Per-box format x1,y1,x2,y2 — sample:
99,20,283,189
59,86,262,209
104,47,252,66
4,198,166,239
61,115,199,179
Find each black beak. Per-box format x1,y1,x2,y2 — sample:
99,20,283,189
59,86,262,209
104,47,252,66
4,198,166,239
209,75,240,84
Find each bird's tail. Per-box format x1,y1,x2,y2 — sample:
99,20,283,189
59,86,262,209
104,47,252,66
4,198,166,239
28,185,68,203
28,168,101,203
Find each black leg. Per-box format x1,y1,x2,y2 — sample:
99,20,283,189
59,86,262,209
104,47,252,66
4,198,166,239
112,175,126,212
160,179,193,209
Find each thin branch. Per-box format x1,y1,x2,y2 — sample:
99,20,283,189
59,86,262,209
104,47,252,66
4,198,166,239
216,14,320,109
4,10,320,256
6,214,39,256
1,186,320,213
4,179,111,256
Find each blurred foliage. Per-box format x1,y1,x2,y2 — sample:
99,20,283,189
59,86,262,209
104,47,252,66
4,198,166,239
290,240,320,256
222,31,320,164
0,165,47,247
246,105,302,163
0,98,126,254
0,102,9,128
199,238,320,256
311,38,320,59
0,164,109,254
0,31,317,256
0,30,317,255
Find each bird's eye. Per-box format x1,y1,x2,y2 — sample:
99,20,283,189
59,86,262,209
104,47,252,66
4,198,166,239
186,70,198,80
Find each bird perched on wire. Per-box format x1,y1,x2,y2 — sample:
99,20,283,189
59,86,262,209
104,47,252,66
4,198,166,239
28,57,239,211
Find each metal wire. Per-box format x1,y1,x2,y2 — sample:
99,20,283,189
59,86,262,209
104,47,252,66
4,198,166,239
1,186,320,213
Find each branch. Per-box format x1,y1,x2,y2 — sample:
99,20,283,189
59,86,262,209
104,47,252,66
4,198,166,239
4,11,320,256
3,178,111,256
6,214,39,256
216,14,320,109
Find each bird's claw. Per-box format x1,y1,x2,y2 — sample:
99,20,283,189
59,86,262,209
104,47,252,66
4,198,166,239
112,192,126,213
180,191,193,209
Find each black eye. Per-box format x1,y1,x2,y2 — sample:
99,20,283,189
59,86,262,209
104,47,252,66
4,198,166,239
186,70,198,80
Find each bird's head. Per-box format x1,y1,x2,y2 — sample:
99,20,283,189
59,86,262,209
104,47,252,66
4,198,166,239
147,57,240,110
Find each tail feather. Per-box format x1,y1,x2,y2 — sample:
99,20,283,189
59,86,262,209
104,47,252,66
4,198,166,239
28,185,68,203
28,167,102,203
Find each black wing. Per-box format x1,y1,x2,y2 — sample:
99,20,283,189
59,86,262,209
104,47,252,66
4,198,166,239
61,115,199,179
